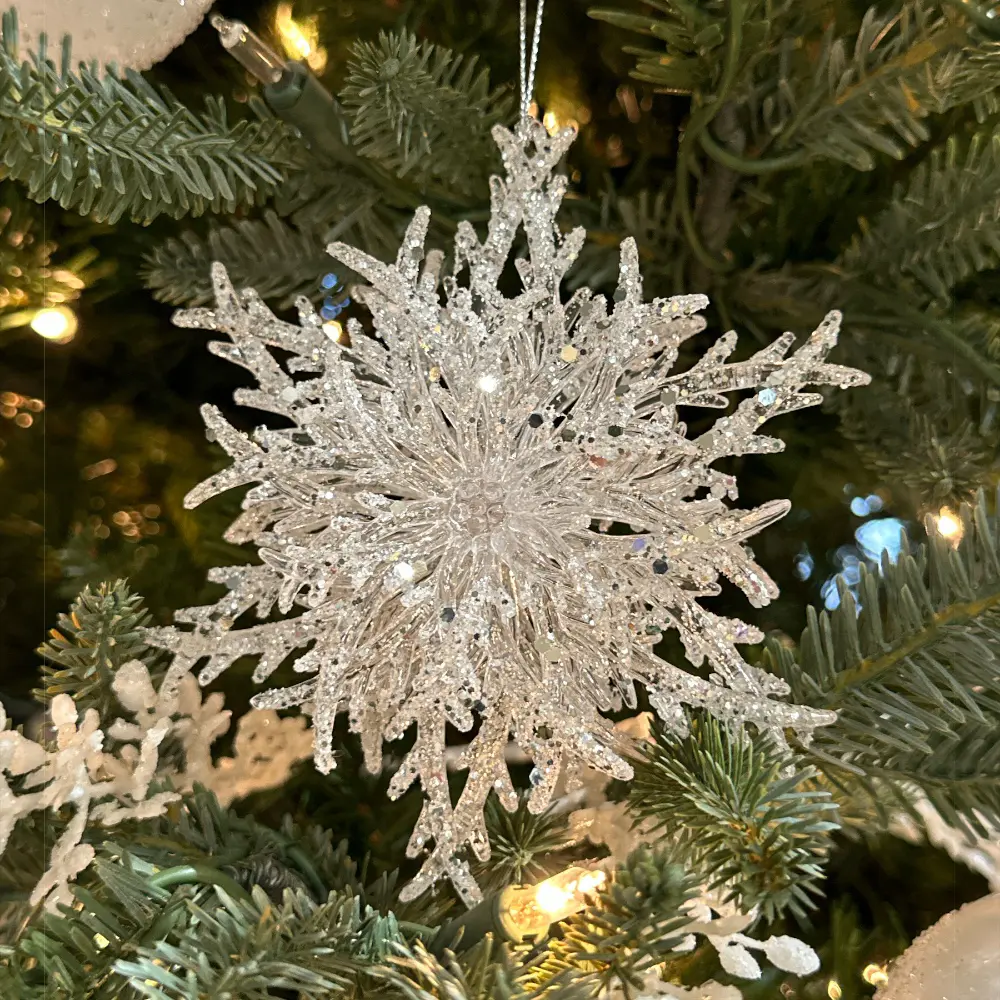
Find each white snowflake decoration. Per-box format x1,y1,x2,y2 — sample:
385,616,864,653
148,118,867,905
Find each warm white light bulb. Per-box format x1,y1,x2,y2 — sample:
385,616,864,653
496,865,608,943
932,508,964,547
530,867,606,920
935,510,960,537
30,306,77,343
862,963,888,987
477,374,500,393
534,882,572,914
275,2,327,73
322,319,344,342
396,562,415,582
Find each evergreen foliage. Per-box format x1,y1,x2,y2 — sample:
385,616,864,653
141,211,334,307
841,127,1000,301
340,30,513,193
0,9,297,225
34,580,158,718
472,798,578,895
385,937,584,1000
114,885,363,999
765,488,1000,836
5,1,1000,996
629,716,840,921
592,1,1000,169
835,357,998,503
0,787,699,999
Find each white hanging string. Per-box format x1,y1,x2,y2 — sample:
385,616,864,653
519,0,545,119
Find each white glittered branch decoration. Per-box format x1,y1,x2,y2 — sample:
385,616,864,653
0,666,311,910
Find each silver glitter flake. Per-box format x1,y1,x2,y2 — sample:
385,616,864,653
148,118,868,906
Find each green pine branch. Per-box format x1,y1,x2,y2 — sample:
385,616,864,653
763,488,1000,837
834,352,998,505
767,2,968,170
842,127,1000,301
628,715,839,922
383,937,577,1000
340,30,513,195
115,885,364,999
34,580,158,719
474,797,579,896
142,165,428,307
141,211,335,307
0,9,299,225
0,787,439,997
589,1,732,96
592,2,1000,172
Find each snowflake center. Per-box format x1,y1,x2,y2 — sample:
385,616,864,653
448,482,510,537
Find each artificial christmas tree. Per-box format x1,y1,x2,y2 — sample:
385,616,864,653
1,2,999,997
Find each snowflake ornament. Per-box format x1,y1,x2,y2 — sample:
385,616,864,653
149,118,867,905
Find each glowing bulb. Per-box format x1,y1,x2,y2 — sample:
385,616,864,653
528,867,605,919
30,306,77,343
492,865,608,942
932,507,963,545
935,511,960,536
322,319,345,342
395,561,415,582
862,963,889,987
827,980,842,1000
541,109,577,136
477,374,500,393
275,3,327,73
535,882,572,914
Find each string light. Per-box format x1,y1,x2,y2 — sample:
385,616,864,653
501,866,607,939
827,980,842,999
534,867,606,917
274,3,327,74
442,865,608,945
322,319,345,343
30,305,77,343
211,14,286,84
542,109,580,135
1,391,44,428
931,507,964,546
862,962,889,987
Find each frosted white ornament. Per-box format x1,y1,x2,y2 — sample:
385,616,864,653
13,0,214,71
717,944,761,979
875,893,1000,1000
762,935,820,975
148,117,868,907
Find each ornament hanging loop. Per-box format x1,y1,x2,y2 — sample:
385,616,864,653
519,0,546,119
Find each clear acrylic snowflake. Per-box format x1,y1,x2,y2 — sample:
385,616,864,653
149,118,868,905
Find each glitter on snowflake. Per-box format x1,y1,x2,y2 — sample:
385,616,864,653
148,117,868,905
